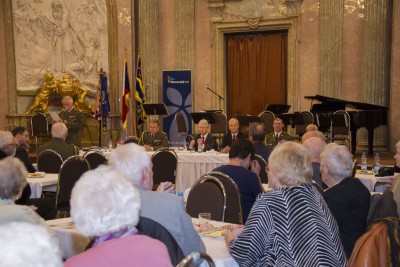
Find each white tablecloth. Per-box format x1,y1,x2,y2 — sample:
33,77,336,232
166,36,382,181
27,173,59,198
174,152,229,192
355,171,394,192
81,149,229,193
47,217,238,266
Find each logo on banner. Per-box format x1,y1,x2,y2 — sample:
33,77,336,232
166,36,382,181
166,76,189,84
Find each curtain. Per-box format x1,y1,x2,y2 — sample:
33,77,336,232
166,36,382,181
227,33,288,118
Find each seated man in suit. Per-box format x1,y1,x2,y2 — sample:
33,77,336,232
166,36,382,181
12,127,55,220
302,136,326,188
108,143,205,257
265,118,292,146
320,143,370,258
189,119,218,151
248,123,273,163
37,122,78,160
220,118,248,153
139,119,169,151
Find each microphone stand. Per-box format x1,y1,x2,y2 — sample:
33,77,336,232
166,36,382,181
206,84,224,111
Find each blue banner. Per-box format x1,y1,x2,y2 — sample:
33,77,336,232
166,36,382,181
162,70,192,146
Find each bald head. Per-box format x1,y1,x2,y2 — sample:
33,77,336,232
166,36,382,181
301,130,326,143
303,137,326,163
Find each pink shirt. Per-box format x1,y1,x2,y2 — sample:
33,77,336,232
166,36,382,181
64,234,172,267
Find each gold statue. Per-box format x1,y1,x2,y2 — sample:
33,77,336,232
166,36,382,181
25,73,57,114
25,72,94,114
57,73,75,98
73,78,92,113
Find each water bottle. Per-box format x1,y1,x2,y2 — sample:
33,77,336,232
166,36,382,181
361,152,367,171
373,152,381,174
197,139,203,152
108,139,113,152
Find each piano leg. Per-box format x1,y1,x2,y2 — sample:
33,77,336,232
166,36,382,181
367,127,374,156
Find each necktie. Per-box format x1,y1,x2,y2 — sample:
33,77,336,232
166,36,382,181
233,134,236,141
202,136,205,145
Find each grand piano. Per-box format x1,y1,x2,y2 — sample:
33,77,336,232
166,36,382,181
305,95,388,155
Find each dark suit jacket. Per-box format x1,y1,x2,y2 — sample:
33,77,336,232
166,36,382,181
15,146,36,173
220,131,248,149
253,142,273,163
192,133,218,151
323,177,371,258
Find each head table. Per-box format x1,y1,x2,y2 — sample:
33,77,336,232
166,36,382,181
47,217,239,266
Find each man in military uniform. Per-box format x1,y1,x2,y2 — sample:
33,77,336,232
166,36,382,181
58,96,84,147
37,122,78,160
139,119,169,151
265,117,292,146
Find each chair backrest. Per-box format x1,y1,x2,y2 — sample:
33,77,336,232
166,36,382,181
351,159,358,178
331,110,351,135
175,111,188,134
37,149,63,173
210,112,227,134
137,217,185,266
124,136,140,144
56,156,90,211
186,175,226,221
295,111,315,136
301,111,314,125
83,150,107,170
31,113,49,136
258,111,275,134
177,252,215,267
151,148,178,187
208,172,243,224
253,154,268,184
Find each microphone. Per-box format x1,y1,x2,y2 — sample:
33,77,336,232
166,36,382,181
206,84,209,94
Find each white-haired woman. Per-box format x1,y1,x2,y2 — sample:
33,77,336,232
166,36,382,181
225,141,347,267
0,157,50,227
321,143,370,258
0,222,62,267
64,165,172,267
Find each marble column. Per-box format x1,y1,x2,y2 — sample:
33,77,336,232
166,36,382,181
139,0,159,106
318,0,344,97
361,0,392,150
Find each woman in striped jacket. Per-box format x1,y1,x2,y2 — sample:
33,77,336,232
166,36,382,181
225,141,347,267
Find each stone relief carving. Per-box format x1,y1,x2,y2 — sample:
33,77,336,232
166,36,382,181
209,0,302,26
12,0,108,95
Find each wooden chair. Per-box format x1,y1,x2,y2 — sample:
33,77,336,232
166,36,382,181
37,149,63,173
186,175,226,221
151,148,178,190
83,150,107,170
56,156,90,217
209,171,243,224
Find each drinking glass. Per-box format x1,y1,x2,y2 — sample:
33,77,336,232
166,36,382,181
199,212,211,226
197,139,204,152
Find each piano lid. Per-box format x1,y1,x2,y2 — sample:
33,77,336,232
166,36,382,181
304,95,388,111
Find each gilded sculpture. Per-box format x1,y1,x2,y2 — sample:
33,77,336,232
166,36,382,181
25,72,93,114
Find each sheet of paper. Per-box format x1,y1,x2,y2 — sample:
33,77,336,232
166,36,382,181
48,111,61,122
